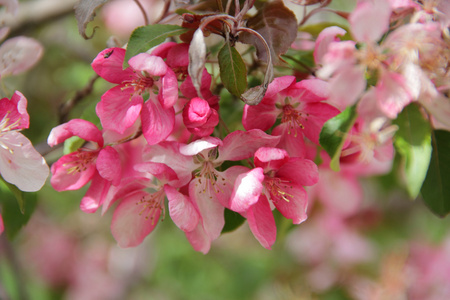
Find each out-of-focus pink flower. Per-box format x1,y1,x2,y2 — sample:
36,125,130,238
101,0,165,37
0,36,43,79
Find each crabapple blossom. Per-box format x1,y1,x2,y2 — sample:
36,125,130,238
243,75,339,157
229,147,319,249
0,91,49,192
92,47,177,144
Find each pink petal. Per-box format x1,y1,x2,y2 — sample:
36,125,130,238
349,0,392,42
48,119,103,147
111,191,161,248
166,43,190,68
277,157,319,187
159,68,178,108
289,78,330,102
301,102,340,145
328,66,366,109
376,71,411,118
135,161,178,183
0,37,43,78
96,146,122,185
150,41,177,58
165,185,199,232
247,195,276,249
80,172,111,213
229,167,264,213
217,129,281,162
271,124,306,158
179,136,221,156
254,147,290,172
96,86,143,134
189,177,225,241
272,184,308,224
185,223,211,254
141,98,175,145
128,53,167,76
314,26,347,64
242,102,279,131
0,132,49,192
180,69,213,100
91,48,134,84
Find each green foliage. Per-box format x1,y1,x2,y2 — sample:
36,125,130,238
0,181,37,239
218,42,248,97
394,104,432,199
421,130,450,217
222,208,246,233
299,22,351,38
125,25,190,67
319,105,357,171
0,177,25,213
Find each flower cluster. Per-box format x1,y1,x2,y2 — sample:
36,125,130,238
45,0,450,253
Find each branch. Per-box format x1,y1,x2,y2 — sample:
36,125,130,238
6,0,78,36
58,73,100,124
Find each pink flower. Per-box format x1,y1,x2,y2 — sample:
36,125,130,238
182,97,219,137
229,147,319,249
243,75,339,157
92,47,177,144
0,36,43,79
0,91,49,192
48,119,121,192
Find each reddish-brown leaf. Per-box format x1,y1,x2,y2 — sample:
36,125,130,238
239,0,297,64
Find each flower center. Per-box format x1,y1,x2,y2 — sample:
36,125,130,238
264,177,294,204
64,150,98,174
281,104,306,136
123,72,155,96
136,189,165,225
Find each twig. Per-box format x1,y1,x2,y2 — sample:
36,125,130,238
58,74,100,125
133,0,149,26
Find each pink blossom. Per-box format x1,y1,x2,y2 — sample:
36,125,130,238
92,47,177,143
0,36,43,79
182,97,219,137
229,147,319,249
48,119,121,192
0,91,49,192
243,75,339,157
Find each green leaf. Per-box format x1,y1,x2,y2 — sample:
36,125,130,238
218,42,248,97
239,0,298,64
299,22,351,38
319,105,357,171
0,177,25,213
0,183,37,239
63,136,86,155
221,208,246,233
421,130,450,217
124,24,190,67
394,104,432,199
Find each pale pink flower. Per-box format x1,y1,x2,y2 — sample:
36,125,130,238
0,36,43,79
0,91,49,192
